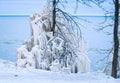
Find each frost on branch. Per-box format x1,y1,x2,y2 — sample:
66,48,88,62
17,4,90,73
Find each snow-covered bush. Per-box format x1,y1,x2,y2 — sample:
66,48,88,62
17,1,90,73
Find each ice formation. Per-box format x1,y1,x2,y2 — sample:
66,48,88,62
17,1,90,73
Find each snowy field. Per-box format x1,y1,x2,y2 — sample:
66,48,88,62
0,59,120,83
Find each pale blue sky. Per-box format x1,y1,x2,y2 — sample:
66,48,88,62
0,0,113,16
0,0,44,15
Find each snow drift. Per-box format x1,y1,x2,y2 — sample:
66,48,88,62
1,59,119,83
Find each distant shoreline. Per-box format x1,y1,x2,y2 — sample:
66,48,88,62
0,14,116,17
0,15,30,17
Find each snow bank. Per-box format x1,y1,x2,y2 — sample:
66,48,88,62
0,59,16,71
0,60,120,83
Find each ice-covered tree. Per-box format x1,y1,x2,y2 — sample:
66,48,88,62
17,0,90,73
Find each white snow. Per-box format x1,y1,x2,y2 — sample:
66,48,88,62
0,59,120,83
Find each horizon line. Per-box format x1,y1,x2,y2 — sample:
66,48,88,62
0,14,30,17
0,14,116,17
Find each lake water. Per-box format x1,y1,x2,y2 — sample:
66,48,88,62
0,15,114,71
0,15,30,62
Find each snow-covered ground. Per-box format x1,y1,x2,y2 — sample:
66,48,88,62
0,59,119,83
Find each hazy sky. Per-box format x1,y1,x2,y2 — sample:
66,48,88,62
0,0,44,15
0,0,113,16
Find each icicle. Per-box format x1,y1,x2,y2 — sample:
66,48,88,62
31,20,40,45
17,45,28,59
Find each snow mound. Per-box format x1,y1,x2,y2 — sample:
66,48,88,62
0,60,119,83
0,59,16,71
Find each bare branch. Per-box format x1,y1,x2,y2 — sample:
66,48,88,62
56,8,82,38
113,0,115,5
96,47,113,64
96,24,113,31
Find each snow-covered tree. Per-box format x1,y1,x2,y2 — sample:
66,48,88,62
17,0,90,73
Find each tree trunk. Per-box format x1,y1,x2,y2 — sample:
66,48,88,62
111,0,119,78
51,0,56,35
